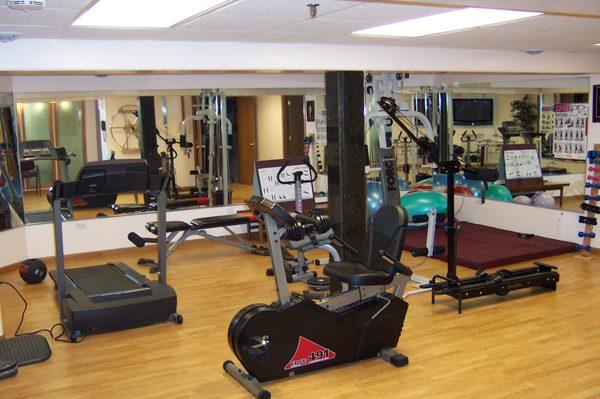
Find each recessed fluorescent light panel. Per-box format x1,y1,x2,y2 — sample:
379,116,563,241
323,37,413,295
595,43,600,46
353,7,543,37
73,0,233,28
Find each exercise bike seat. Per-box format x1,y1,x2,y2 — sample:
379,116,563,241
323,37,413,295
324,261,395,286
190,214,251,230
145,221,192,234
325,204,409,287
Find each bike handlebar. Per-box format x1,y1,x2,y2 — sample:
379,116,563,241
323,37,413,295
276,159,318,185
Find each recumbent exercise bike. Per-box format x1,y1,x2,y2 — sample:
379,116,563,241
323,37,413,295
224,196,413,398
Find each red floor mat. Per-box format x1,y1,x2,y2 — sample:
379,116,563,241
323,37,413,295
403,221,577,270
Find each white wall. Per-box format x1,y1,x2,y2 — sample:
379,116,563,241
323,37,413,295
23,204,246,259
0,76,11,92
2,40,600,74
11,74,325,94
456,195,594,247
0,227,27,267
84,99,99,161
256,95,283,161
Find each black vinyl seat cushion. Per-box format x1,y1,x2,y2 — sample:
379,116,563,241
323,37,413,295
145,221,192,234
324,261,395,286
190,214,250,230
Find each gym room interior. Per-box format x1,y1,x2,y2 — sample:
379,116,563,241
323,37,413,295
0,1,599,398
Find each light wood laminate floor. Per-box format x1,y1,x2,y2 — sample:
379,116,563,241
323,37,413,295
0,240,598,398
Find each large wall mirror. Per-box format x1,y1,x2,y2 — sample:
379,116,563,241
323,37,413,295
14,88,324,224
0,91,23,231
364,73,589,216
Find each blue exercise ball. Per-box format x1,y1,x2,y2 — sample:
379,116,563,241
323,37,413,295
432,173,466,187
485,183,513,202
401,190,447,227
463,179,485,197
366,180,384,222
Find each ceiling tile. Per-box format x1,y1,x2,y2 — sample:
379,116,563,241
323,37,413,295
402,0,600,15
179,15,303,32
45,0,92,9
211,0,360,19
320,3,450,22
156,29,254,42
274,18,382,35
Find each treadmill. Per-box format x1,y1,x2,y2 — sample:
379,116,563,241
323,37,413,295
49,159,182,341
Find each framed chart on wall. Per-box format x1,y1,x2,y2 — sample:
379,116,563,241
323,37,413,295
593,84,600,123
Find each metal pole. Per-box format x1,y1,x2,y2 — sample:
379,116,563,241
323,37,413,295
52,197,67,324
264,216,289,305
157,179,167,284
206,92,215,205
446,166,457,280
220,91,230,205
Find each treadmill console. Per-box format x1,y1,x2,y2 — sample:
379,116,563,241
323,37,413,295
75,160,150,197
20,140,56,159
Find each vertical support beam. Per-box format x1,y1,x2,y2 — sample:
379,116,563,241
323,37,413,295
437,92,450,162
138,96,161,175
326,71,366,255
52,197,67,325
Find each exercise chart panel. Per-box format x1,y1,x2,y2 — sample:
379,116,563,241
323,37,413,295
257,165,314,203
504,148,543,180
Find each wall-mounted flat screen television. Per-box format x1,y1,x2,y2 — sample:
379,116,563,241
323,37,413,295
453,98,493,126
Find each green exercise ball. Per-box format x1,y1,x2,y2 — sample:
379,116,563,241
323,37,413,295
401,190,447,227
485,183,512,202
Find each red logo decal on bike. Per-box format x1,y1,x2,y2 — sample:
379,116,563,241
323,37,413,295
284,336,336,370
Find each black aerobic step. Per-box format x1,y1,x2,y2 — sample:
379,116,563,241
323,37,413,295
0,334,51,366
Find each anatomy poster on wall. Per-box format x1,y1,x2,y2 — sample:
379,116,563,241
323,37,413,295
504,148,543,180
552,103,588,160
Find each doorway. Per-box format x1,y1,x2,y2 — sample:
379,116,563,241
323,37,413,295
236,97,256,185
282,95,305,160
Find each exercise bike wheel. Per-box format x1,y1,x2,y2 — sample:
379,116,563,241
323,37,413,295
228,304,268,354
233,307,297,379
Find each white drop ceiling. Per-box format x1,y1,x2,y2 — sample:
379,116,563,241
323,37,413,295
0,0,599,53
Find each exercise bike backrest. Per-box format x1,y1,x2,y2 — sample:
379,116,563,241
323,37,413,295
359,204,410,276
276,159,317,213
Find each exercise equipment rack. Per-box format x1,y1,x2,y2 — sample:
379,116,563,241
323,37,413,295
577,144,600,257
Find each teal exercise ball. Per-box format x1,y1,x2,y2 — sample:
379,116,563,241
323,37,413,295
485,183,513,202
401,190,447,227
366,180,384,222
432,173,466,187
463,179,485,197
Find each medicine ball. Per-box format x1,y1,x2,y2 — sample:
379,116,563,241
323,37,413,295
19,259,47,284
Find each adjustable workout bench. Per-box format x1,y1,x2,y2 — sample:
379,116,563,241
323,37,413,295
128,211,269,272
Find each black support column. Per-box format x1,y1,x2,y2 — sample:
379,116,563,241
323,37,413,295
138,96,161,174
326,71,366,256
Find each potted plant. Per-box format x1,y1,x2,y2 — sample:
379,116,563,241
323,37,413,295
510,95,538,133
